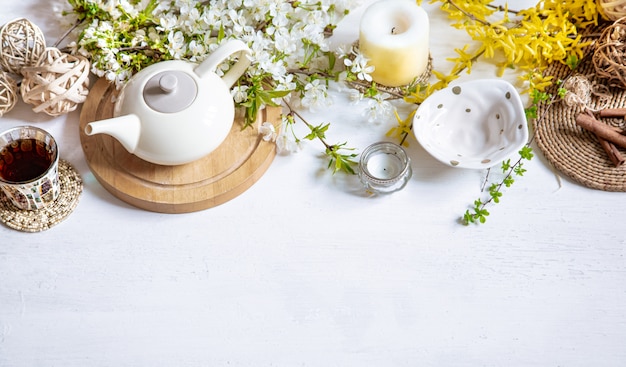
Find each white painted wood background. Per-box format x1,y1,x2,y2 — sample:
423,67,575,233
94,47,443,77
1,1,625,366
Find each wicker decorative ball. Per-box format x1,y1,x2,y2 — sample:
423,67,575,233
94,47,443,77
20,47,91,116
592,17,626,89
0,18,46,75
0,71,18,117
599,0,626,20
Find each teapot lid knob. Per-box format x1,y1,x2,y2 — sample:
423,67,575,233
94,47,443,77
143,71,197,113
159,74,178,93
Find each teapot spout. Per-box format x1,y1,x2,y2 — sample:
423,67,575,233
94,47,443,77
84,114,141,154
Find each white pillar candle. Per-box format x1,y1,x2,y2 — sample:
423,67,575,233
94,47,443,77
359,0,429,87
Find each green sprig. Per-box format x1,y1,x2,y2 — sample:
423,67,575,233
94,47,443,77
284,101,358,175
241,76,291,128
462,145,534,225
326,143,358,174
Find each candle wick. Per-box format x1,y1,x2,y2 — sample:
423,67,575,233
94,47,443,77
391,27,396,35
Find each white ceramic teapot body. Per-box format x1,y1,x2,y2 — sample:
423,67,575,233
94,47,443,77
85,39,252,165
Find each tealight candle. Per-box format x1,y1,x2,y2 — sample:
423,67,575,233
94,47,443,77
358,142,412,194
359,0,429,87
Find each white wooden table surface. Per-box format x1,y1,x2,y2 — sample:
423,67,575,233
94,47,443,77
1,1,625,366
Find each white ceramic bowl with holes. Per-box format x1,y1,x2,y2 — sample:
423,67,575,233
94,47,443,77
412,79,528,169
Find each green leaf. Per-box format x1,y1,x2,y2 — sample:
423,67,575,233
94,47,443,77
488,183,501,198
474,206,490,224
327,51,336,70
325,143,357,174
525,105,538,121
217,24,225,42
566,54,580,70
463,210,475,225
519,146,534,160
501,159,511,172
304,123,330,140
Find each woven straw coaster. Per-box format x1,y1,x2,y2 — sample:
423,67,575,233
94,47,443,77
0,159,83,232
534,24,626,192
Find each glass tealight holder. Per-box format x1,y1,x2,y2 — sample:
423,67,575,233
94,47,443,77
358,141,412,194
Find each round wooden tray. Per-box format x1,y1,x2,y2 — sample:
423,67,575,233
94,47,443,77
79,78,281,213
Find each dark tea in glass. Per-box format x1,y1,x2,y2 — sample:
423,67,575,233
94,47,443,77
0,138,54,182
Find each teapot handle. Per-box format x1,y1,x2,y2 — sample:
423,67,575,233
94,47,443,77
194,39,252,88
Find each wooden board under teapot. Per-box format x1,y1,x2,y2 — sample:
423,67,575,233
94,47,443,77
79,77,281,213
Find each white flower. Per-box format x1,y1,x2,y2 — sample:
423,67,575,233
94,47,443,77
274,31,296,55
363,93,394,123
259,122,277,142
96,38,107,48
348,89,363,104
179,4,200,32
105,70,117,82
263,60,288,83
118,0,139,17
153,0,170,13
344,52,375,82
276,132,301,154
231,85,249,103
67,41,78,53
300,79,332,112
335,44,353,60
97,19,114,33
274,74,296,99
188,40,205,60
228,9,253,34
167,31,187,59
199,7,224,30
131,29,147,47
101,1,123,20
119,53,131,65
271,4,291,27
158,13,178,31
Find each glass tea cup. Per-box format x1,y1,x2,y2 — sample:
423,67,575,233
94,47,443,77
0,126,60,210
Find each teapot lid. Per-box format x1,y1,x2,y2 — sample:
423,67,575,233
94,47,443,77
143,71,197,113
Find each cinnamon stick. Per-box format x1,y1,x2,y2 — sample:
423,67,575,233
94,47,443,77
599,108,626,118
611,125,626,134
576,113,626,149
598,136,625,167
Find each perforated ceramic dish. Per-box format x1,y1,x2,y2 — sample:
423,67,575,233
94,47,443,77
413,79,528,169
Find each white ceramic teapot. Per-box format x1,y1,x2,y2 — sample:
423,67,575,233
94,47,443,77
84,39,252,165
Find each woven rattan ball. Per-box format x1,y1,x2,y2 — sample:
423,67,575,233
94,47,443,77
20,47,90,116
592,17,626,89
0,18,46,75
0,71,18,117
599,0,626,20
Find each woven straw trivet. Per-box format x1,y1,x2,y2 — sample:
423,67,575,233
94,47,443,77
534,23,626,192
0,159,82,232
